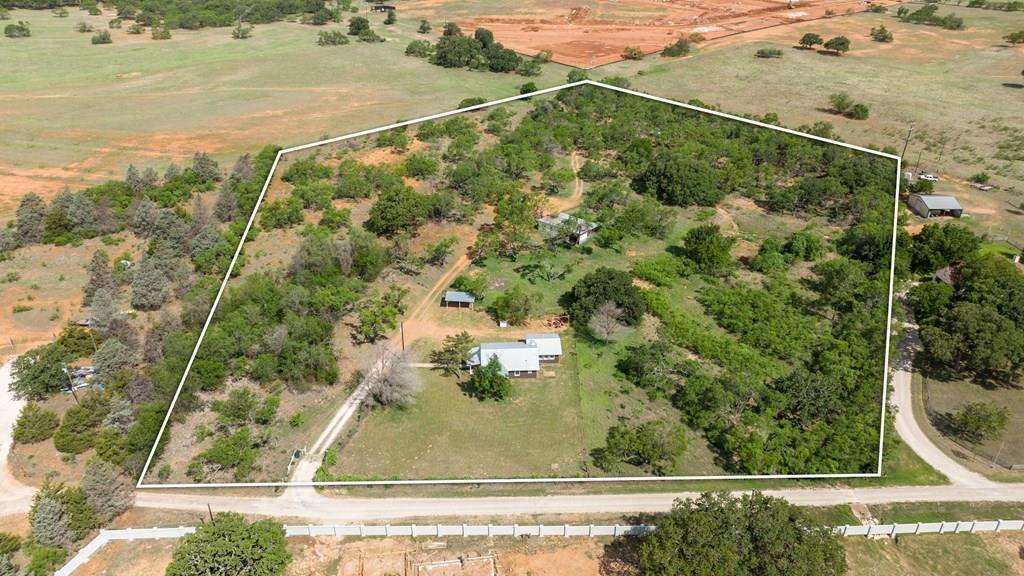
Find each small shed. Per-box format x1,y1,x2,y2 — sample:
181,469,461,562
934,265,958,285
524,333,563,363
442,290,476,309
908,194,963,219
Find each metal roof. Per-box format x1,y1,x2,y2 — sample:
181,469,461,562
913,194,962,211
468,342,540,374
444,290,476,304
524,333,563,357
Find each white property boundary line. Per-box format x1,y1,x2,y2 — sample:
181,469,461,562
55,519,1024,576
136,80,901,489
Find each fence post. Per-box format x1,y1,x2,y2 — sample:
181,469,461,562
487,524,492,537
385,524,391,537
359,525,365,537
563,524,568,538
588,524,593,537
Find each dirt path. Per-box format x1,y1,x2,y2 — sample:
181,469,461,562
292,150,589,483
892,320,995,489
0,360,37,512
292,254,475,483
547,151,584,214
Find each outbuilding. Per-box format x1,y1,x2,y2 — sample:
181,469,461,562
537,212,599,245
908,194,963,219
442,290,476,309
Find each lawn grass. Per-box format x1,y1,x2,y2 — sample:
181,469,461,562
844,533,1019,576
873,501,1024,524
333,366,588,479
918,371,1024,473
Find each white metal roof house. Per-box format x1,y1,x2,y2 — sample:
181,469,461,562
467,342,540,378
537,212,599,245
907,194,963,219
524,333,563,362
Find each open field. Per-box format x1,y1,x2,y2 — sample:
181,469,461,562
400,0,901,67
0,7,571,219
624,5,1024,197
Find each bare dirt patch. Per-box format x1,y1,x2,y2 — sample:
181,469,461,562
404,0,900,67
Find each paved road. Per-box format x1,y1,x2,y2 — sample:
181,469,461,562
0,360,36,513
891,321,995,489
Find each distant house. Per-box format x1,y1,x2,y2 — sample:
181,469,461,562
524,333,563,363
369,4,395,12
467,342,540,378
442,290,476,309
537,212,599,245
908,194,963,219
466,333,563,377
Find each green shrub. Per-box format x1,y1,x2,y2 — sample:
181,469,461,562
13,403,60,444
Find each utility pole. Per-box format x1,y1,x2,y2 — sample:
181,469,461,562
914,149,924,175
61,366,79,405
400,322,406,352
900,125,914,161
207,503,215,523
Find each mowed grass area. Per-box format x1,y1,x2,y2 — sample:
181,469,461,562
621,5,1024,193
335,366,588,480
844,533,1024,576
0,7,570,217
916,371,1024,477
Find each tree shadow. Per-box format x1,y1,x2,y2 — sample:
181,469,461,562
1002,83,1024,89
815,50,842,56
600,536,641,576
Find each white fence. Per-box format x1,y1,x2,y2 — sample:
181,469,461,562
834,519,1024,537
56,519,1024,576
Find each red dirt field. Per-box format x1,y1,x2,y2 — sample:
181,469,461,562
404,0,898,67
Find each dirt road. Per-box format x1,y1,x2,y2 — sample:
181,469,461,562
0,360,36,512
892,321,995,489
291,149,588,483
133,483,1024,523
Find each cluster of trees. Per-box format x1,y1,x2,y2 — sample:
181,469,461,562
6,146,281,486
967,0,1023,10
11,462,133,576
797,32,851,54
406,24,546,76
908,224,1024,385
634,492,846,575
827,92,870,120
870,24,894,42
166,513,290,576
519,85,896,474
593,420,687,475
897,4,966,29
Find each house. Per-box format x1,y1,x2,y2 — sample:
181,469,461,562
524,333,563,363
465,333,563,377
467,342,540,378
907,194,963,219
369,4,395,12
537,212,599,245
442,290,476,309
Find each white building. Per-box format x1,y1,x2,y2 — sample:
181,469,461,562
466,333,563,377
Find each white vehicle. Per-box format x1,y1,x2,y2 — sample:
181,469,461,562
919,173,939,182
